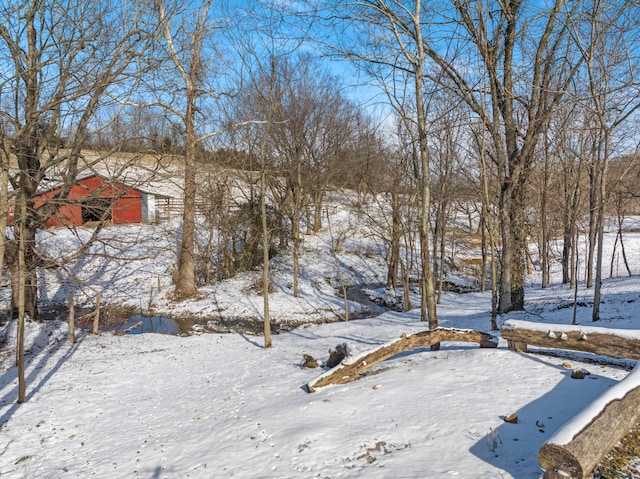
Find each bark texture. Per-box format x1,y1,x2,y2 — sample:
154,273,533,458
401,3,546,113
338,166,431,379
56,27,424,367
501,320,640,360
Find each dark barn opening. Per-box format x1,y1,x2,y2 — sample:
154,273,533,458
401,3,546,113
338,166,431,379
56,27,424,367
82,198,112,224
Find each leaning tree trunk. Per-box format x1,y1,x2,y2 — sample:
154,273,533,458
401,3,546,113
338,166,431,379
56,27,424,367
306,328,497,392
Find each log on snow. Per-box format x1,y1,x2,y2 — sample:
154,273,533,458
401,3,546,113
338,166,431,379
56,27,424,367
501,319,640,360
538,362,640,479
306,328,497,392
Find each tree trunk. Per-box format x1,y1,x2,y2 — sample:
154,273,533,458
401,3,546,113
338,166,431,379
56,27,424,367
292,196,301,298
313,191,323,232
479,133,498,330
400,259,411,311
260,169,272,348
480,204,487,294
501,320,640,360
592,133,610,321
306,328,497,392
586,150,599,288
437,205,447,305
413,1,437,336
498,185,514,313
618,219,632,277
511,210,526,310
562,221,571,285
175,95,198,297
156,0,210,298
305,202,312,235
386,191,401,289
0,154,8,288
609,231,619,278
9,170,40,320
16,187,27,404
204,217,215,284
9,242,38,321
292,226,300,298
561,168,580,285
571,222,579,290
540,150,550,289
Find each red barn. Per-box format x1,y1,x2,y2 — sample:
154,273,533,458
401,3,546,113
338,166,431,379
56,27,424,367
17,173,166,227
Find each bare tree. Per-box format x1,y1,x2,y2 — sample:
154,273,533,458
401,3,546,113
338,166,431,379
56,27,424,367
269,56,363,296
608,155,639,279
314,0,439,329
552,101,587,288
225,79,276,347
152,0,214,298
569,0,640,320
424,0,589,312
0,0,152,402
428,93,467,304
357,124,417,309
225,2,307,347
0,0,150,319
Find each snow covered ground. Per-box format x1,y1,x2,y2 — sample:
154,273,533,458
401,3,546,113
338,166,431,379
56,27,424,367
1,208,640,478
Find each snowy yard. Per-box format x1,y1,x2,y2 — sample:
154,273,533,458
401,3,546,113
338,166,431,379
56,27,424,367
1,212,640,478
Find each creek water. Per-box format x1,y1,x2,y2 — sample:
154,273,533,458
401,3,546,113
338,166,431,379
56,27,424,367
117,315,198,335
114,283,390,335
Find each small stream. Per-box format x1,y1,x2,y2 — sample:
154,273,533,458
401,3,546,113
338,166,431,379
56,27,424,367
345,283,391,317
117,315,197,335
109,283,391,336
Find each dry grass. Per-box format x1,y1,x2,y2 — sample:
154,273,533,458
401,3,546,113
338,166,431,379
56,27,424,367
595,423,640,478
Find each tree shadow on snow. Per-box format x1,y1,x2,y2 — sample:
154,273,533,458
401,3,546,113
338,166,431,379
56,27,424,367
469,351,620,478
0,322,80,426
239,333,262,348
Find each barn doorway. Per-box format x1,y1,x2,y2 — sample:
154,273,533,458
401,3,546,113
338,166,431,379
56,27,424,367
82,198,112,224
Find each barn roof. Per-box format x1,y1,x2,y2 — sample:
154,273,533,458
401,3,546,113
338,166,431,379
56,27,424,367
31,170,176,199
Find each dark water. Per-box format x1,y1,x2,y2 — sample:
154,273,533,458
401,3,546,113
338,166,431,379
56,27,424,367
116,315,198,335
113,284,391,335
346,284,390,314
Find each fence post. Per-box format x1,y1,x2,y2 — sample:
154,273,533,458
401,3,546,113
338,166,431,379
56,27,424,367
92,293,101,335
68,291,75,344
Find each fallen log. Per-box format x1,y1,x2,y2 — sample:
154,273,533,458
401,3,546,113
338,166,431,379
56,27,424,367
305,327,497,392
501,319,640,361
538,361,640,479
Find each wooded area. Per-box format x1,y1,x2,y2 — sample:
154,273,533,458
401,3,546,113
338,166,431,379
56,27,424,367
1,0,640,402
